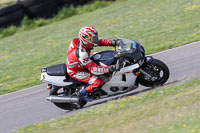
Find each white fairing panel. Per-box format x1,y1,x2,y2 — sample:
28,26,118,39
101,63,140,95
41,72,73,86
101,72,137,95
120,64,139,73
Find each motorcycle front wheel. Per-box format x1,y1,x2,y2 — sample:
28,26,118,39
137,59,170,87
49,86,87,110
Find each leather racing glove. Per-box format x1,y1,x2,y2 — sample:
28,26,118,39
108,65,116,73
111,39,120,47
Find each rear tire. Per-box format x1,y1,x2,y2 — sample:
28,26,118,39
49,85,87,110
137,59,170,87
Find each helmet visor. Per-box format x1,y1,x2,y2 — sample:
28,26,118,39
85,33,99,46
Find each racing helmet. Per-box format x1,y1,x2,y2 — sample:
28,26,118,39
79,26,99,48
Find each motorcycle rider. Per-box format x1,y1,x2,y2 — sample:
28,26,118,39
66,26,120,101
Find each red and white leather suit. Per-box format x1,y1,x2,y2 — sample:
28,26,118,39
66,38,112,93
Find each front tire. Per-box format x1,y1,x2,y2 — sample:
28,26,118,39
137,59,170,87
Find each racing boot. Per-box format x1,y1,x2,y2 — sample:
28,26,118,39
79,86,93,102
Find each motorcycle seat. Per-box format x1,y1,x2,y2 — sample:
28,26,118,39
46,63,67,76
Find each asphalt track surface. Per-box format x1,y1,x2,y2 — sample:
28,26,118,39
0,42,200,133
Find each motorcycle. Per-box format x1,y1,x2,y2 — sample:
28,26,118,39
41,38,170,110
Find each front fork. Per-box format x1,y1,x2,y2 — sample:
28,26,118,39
140,69,152,79
139,56,154,79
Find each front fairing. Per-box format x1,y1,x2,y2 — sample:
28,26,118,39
118,39,145,55
117,38,145,66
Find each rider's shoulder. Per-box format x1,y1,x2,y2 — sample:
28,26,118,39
71,38,79,44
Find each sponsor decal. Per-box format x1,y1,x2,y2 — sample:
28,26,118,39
93,67,108,73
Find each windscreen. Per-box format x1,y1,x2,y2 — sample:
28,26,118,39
119,39,137,51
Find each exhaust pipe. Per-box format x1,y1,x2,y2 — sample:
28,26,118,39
46,96,79,103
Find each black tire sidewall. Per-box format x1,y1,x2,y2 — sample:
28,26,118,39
0,9,24,25
0,2,22,16
28,2,58,17
19,0,44,8
137,59,170,87
20,0,61,8
21,0,60,18
0,18,23,28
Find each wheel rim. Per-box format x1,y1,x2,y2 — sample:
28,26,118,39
142,64,164,82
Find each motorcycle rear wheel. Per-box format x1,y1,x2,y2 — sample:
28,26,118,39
137,59,170,87
49,85,87,110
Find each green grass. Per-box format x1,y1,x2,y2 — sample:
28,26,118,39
13,78,200,133
0,0,200,95
0,0,16,7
